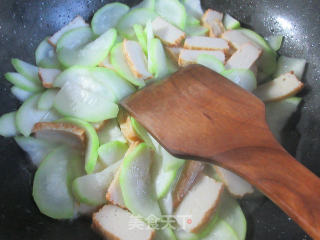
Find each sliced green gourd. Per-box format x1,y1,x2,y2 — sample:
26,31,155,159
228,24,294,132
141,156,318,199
223,14,241,30
217,193,247,240
11,86,33,101
91,67,136,101
35,37,61,69
155,0,187,30
53,66,93,87
38,89,59,111
185,25,209,36
98,119,126,145
155,228,177,240
98,141,128,166
134,0,155,10
145,20,155,74
16,93,58,136
149,38,169,79
237,28,277,78
201,219,238,240
57,117,100,174
110,42,145,87
120,143,162,218
5,72,43,92
0,111,18,137
134,24,148,54
186,16,200,26
131,117,155,148
54,74,118,122
33,146,82,219
92,2,129,35
117,8,157,39
175,229,199,240
14,136,57,166
57,28,117,68
274,56,306,80
222,69,257,92
265,35,283,52
11,58,40,84
266,97,302,142
72,160,121,206
197,54,225,73
183,0,203,19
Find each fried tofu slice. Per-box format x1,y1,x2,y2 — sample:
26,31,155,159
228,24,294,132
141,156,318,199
225,43,262,70
184,36,229,52
48,16,89,46
222,30,261,50
178,49,225,67
201,9,225,37
117,109,142,144
91,120,109,131
152,17,186,47
253,72,304,102
38,68,61,88
106,166,126,209
213,166,254,198
123,39,152,80
174,174,224,233
32,122,86,148
92,205,155,240
172,161,205,209
165,47,182,62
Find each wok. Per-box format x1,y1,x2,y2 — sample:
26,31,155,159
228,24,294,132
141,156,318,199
0,0,319,239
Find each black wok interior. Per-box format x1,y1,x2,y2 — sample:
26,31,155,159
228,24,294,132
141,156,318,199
0,0,319,239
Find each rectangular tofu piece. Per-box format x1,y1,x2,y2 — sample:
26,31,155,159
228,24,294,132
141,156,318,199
213,166,254,198
48,16,88,46
174,174,224,233
38,68,61,88
178,49,225,67
106,166,126,209
222,30,261,50
253,72,304,102
92,205,155,240
201,9,225,37
123,40,152,80
184,36,229,52
152,17,186,47
225,43,262,70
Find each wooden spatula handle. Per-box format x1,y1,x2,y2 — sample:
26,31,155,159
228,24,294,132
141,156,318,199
212,140,320,240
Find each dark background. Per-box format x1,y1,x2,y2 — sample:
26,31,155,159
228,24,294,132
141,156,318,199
0,0,319,239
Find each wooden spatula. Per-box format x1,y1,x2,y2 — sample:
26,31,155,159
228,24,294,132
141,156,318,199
121,65,320,239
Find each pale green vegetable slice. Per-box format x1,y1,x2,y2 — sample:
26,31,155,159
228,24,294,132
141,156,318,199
183,0,203,19
197,54,225,73
149,38,169,79
237,28,277,77
53,66,93,88
131,117,154,148
145,20,154,74
201,219,238,240
266,35,284,52
266,97,302,142
134,0,155,10
175,229,198,240
155,228,177,240
0,111,18,137
33,146,82,219
110,43,145,87
72,160,121,206
134,24,148,53
56,27,94,51
16,93,58,136
14,136,57,166
223,14,241,30
185,25,208,36
155,0,187,30
91,67,136,101
217,193,247,240
54,76,118,122
11,86,33,101
92,2,129,35
186,16,200,26
274,56,306,80
38,89,59,111
120,143,162,218
57,117,100,174
98,141,128,166
57,28,117,68
222,69,257,92
35,37,61,68
117,8,157,39
5,73,43,92
98,119,126,145
11,58,40,84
